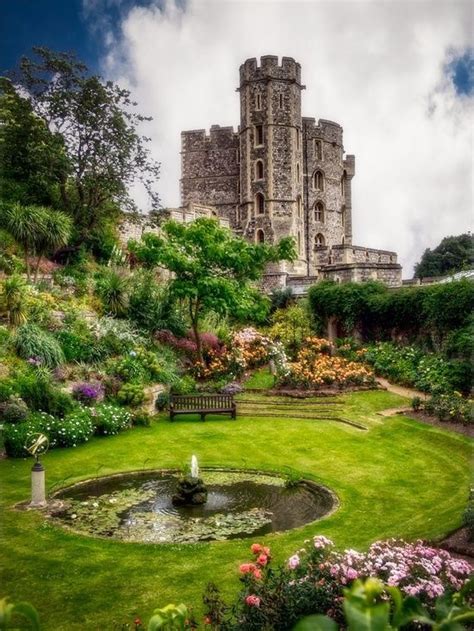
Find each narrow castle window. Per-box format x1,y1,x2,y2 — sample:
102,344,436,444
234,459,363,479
298,231,302,254
315,233,325,248
342,236,345,245
256,229,265,244
313,170,324,191
255,192,265,215
256,93,262,110
341,173,346,196
296,130,300,150
315,139,322,160
314,201,324,223
279,93,284,109
297,195,302,217
296,163,300,181
255,160,264,180
255,125,264,146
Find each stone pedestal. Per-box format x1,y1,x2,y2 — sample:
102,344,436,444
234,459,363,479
30,461,46,508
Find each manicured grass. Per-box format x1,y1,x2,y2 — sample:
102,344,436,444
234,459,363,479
0,390,471,630
243,366,276,389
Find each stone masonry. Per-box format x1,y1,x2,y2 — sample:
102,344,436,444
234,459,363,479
162,56,402,290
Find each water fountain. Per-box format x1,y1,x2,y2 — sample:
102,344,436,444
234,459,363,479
171,455,208,506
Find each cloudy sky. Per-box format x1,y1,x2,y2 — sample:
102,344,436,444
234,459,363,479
2,0,473,276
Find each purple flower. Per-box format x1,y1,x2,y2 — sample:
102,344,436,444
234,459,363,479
72,382,104,405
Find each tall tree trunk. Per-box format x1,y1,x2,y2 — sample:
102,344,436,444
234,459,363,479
33,255,42,283
189,299,203,364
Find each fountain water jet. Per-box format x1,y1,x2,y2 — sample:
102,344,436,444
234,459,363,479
172,455,208,506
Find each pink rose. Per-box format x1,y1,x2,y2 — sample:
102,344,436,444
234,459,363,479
257,554,268,566
239,563,256,574
250,543,262,554
245,595,261,608
253,568,262,580
346,568,358,580
288,554,300,570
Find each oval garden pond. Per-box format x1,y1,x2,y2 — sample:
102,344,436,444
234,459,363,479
51,469,337,543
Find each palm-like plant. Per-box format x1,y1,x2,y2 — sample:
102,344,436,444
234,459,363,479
0,203,46,280
2,274,28,326
33,209,72,281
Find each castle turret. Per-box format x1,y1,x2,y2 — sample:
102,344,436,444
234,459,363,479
237,55,307,274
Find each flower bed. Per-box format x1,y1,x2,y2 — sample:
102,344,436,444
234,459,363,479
280,337,374,390
203,536,472,629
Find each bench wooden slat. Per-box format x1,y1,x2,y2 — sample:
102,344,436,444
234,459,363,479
169,394,236,421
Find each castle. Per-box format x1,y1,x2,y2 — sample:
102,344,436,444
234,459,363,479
180,55,402,291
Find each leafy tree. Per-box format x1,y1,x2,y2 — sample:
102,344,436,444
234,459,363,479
129,218,296,362
0,77,68,206
8,47,160,242
414,233,474,278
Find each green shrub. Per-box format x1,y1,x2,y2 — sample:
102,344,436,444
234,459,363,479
131,410,152,427
92,317,143,355
109,347,179,385
3,419,41,457
117,383,146,407
15,324,64,368
171,375,197,395
16,371,75,417
155,392,169,411
127,271,186,335
0,396,29,424
0,379,16,403
420,392,473,425
92,404,131,436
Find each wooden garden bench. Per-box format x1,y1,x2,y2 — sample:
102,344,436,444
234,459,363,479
169,394,237,421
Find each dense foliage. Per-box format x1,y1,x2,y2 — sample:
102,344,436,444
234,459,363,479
129,218,295,361
414,233,474,279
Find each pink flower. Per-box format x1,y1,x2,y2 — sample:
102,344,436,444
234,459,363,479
239,563,256,574
346,568,358,580
313,535,333,549
251,543,262,554
288,554,300,570
245,595,261,608
253,568,262,580
257,554,268,566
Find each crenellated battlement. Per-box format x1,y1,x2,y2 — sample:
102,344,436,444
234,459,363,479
239,55,302,86
181,125,239,152
303,117,343,145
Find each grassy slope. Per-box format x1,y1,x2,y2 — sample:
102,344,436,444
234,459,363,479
0,390,471,630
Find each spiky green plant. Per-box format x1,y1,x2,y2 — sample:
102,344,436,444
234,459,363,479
33,209,72,281
0,204,46,280
1,275,28,326
96,270,129,317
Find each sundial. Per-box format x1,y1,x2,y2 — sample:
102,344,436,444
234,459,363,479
25,433,49,461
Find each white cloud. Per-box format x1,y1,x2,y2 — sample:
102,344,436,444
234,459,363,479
93,0,473,276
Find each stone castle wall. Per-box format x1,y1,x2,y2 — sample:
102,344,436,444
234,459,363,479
179,54,402,290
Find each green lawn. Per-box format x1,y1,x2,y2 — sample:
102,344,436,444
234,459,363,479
0,389,471,630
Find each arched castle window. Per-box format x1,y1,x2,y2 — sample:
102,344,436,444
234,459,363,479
296,163,300,181
255,160,264,180
296,130,300,150
256,93,262,110
297,195,302,217
315,139,322,160
342,236,345,245
255,193,265,215
313,170,324,191
256,229,265,244
315,233,325,248
314,201,324,223
255,125,263,146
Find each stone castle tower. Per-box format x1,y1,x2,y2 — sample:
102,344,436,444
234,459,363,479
180,55,401,289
